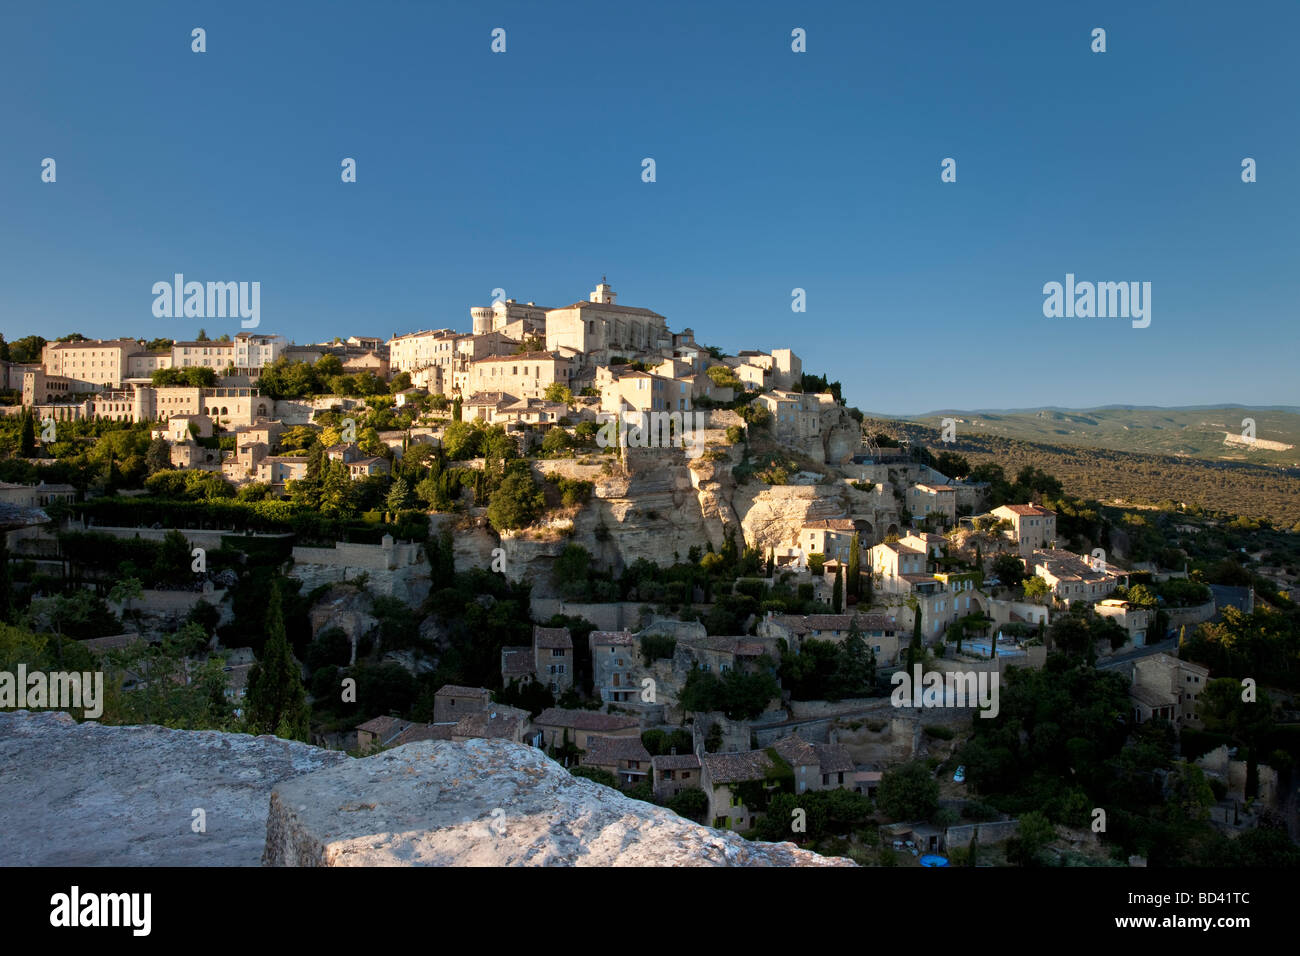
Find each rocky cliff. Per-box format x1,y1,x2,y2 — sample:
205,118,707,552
0,711,850,867
443,408,896,587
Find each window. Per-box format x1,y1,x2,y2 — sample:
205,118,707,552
552,648,565,657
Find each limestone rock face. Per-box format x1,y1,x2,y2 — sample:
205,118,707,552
306,584,377,651
0,710,348,866
736,484,852,552
264,738,852,867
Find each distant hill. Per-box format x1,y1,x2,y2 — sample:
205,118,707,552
857,416,1300,527
866,406,1300,469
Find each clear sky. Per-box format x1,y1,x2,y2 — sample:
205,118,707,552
2,0,1296,415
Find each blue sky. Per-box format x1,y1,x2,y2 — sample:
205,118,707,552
2,0,1296,415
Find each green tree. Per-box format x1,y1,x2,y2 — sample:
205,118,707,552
145,436,172,474
315,354,344,377
541,427,573,456
992,553,1025,589
442,421,482,460
108,576,144,636
386,476,413,512
9,334,47,363
1023,574,1051,603
1007,810,1055,866
244,584,310,741
319,460,359,517
832,565,843,613
836,617,876,698
486,460,544,531
544,382,574,406
1200,678,1274,799
878,759,939,820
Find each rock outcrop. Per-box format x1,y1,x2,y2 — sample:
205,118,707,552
0,710,347,866
264,737,851,866
1,711,851,867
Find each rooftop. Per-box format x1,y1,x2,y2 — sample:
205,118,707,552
533,626,573,650
534,708,639,732
701,750,774,785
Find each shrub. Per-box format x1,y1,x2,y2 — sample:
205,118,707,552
570,766,617,788
640,633,677,665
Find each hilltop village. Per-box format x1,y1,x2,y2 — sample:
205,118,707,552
0,280,1293,866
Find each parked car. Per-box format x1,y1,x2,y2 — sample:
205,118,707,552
953,766,966,783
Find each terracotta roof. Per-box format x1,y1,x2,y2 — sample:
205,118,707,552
434,684,490,699
997,504,1055,517
533,626,573,650
1130,685,1176,710
813,742,856,774
652,754,701,771
48,338,141,350
581,735,652,766
875,542,925,555
701,750,774,785
590,630,634,646
392,723,454,745
769,613,895,634
473,351,566,364
501,646,535,680
464,391,510,406
78,633,142,654
534,708,639,732
356,715,404,737
553,301,665,319
771,734,819,767
454,709,527,740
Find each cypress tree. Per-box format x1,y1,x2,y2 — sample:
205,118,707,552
245,582,311,741
847,533,861,599
19,408,36,456
832,565,843,613
907,599,923,671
